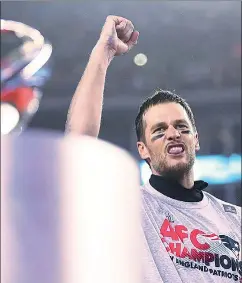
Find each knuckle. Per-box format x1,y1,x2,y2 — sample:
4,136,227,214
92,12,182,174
127,20,133,27
106,15,114,21
127,23,134,33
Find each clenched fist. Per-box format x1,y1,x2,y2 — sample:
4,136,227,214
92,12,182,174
98,15,139,57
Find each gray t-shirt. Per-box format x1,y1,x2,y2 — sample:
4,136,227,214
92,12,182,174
141,182,241,283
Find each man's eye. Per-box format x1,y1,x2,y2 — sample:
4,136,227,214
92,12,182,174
177,124,187,129
154,128,165,136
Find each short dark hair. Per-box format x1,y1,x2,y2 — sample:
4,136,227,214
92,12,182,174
135,89,196,142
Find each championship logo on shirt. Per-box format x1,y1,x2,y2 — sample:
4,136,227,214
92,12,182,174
160,219,242,281
219,235,240,259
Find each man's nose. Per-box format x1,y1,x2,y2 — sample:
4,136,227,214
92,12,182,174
166,125,181,140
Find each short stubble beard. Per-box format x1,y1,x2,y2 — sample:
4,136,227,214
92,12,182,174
152,151,195,180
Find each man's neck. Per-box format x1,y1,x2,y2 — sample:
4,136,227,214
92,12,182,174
178,174,194,189
152,169,195,189
149,174,207,202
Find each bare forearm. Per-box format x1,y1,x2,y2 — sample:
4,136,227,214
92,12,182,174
65,15,139,137
65,43,113,137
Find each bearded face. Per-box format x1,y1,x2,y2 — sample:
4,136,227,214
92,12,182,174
137,103,200,179
149,138,196,179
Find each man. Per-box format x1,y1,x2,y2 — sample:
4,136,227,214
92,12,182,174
66,16,241,282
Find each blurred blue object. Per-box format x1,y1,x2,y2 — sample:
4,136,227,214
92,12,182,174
140,154,241,185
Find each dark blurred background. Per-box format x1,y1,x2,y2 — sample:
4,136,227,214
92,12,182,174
1,1,241,205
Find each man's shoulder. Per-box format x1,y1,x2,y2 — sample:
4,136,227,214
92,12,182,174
140,183,161,205
140,183,157,198
204,191,241,216
140,183,151,197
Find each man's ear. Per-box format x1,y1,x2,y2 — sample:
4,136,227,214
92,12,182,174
137,141,150,160
195,132,200,151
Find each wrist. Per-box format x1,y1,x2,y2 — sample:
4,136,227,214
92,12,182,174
92,40,116,66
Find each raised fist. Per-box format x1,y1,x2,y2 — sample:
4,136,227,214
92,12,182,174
98,15,139,57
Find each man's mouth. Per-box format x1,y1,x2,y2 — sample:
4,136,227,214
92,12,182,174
167,143,185,155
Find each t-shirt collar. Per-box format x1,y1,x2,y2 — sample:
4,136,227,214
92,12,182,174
149,174,208,202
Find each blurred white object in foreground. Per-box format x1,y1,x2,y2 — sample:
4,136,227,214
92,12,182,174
1,131,141,283
1,103,20,135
